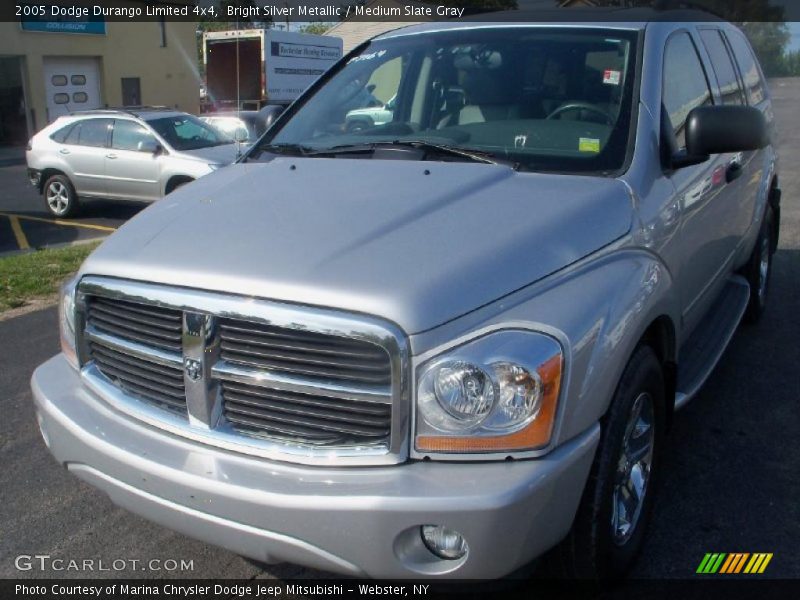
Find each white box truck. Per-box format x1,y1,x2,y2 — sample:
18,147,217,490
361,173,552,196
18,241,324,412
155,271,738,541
202,29,343,110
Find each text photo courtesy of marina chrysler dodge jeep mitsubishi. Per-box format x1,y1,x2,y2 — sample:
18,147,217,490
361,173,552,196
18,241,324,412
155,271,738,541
30,12,781,582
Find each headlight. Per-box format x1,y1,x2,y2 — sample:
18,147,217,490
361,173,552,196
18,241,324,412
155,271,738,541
59,276,79,369
415,330,563,454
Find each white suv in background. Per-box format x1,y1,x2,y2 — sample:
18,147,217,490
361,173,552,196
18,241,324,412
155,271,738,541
26,108,239,217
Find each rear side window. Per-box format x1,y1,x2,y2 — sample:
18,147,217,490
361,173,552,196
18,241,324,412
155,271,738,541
50,123,75,143
112,120,156,151
699,29,745,105
662,32,713,150
75,118,112,147
726,30,766,105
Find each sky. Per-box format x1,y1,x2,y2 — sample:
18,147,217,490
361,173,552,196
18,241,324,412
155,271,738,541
788,22,800,52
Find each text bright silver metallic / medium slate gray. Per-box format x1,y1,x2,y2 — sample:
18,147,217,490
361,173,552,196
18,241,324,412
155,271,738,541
31,16,780,579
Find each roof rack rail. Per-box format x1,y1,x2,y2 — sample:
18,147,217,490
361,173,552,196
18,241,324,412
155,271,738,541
67,105,178,117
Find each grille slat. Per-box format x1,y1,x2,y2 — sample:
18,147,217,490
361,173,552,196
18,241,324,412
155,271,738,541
87,297,182,352
90,301,182,331
221,381,391,416
219,329,387,360
219,320,391,386
91,346,185,390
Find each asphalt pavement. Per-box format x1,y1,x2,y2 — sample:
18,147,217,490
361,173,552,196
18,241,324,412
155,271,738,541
1,79,799,583
0,164,144,255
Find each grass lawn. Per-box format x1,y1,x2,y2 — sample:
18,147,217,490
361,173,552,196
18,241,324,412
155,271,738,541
0,242,100,312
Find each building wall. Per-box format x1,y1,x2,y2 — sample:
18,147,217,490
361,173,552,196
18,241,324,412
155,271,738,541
0,19,200,133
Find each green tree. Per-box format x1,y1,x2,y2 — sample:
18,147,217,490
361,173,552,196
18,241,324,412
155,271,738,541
299,22,334,35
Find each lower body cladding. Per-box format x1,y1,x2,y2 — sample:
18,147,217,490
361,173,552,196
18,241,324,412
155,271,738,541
32,354,599,579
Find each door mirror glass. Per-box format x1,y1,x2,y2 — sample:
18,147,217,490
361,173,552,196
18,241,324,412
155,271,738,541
138,139,160,154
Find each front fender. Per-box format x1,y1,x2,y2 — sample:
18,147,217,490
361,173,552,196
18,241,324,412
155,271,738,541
410,247,679,448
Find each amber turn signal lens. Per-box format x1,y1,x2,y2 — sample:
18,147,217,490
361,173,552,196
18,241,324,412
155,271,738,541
416,354,562,453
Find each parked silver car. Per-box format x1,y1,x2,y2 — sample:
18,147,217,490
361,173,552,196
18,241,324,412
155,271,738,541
32,15,780,580
26,108,239,217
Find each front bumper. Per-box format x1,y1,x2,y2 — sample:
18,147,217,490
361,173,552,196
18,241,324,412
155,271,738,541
27,167,41,189
32,354,599,579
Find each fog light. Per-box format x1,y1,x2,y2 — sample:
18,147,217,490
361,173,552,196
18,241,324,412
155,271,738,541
420,525,468,560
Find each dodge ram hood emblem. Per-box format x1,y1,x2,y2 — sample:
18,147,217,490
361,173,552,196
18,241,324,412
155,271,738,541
183,358,202,381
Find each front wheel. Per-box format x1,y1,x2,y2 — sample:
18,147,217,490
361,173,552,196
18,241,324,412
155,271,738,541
43,174,79,218
554,345,665,580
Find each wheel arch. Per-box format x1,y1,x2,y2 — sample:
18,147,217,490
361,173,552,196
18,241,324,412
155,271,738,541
39,168,70,194
164,175,194,196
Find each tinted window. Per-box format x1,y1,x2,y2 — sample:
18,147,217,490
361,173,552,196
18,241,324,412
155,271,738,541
726,30,766,105
112,120,156,151
700,29,744,105
77,119,112,147
147,114,232,150
64,123,81,144
50,123,75,143
663,32,713,150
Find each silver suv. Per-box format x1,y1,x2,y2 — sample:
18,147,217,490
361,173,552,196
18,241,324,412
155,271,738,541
26,108,239,217
32,16,780,579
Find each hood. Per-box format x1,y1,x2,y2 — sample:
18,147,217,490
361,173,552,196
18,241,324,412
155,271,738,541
81,158,632,334
177,143,241,165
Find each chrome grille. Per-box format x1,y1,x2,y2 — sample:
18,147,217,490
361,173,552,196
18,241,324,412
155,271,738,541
89,341,186,415
221,380,392,445
76,277,407,466
219,318,392,385
86,296,182,352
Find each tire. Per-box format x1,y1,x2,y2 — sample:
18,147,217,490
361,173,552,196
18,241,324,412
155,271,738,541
742,205,774,324
43,174,79,218
554,345,665,580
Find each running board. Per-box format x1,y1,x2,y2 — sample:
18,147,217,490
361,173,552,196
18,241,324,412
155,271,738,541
674,275,750,410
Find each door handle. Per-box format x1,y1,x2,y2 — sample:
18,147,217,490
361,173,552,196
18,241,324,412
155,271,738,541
106,153,118,159
59,148,70,155
725,160,743,183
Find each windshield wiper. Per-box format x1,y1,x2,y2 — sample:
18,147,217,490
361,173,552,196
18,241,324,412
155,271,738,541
249,143,312,159
308,140,519,169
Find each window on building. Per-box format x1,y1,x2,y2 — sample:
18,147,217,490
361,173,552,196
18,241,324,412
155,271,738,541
53,93,69,104
51,75,67,86
72,92,88,103
112,120,157,151
662,32,713,150
71,75,86,85
77,118,112,147
700,29,745,105
726,30,766,105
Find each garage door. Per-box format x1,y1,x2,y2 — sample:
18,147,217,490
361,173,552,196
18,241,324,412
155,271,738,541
43,57,101,122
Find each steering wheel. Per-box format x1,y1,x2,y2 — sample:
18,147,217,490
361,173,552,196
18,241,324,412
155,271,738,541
546,102,614,126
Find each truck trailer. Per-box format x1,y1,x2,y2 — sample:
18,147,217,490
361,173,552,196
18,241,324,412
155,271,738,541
202,28,343,111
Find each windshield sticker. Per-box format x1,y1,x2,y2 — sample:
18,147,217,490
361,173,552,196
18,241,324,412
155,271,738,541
348,50,387,64
579,138,601,153
603,69,621,85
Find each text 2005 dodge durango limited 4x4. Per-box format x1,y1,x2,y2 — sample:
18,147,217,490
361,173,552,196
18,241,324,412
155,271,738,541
32,18,781,579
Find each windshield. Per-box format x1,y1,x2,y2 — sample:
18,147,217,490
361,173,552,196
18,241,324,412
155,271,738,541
147,114,233,151
257,27,639,174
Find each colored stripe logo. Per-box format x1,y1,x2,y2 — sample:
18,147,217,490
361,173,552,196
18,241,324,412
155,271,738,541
697,553,773,574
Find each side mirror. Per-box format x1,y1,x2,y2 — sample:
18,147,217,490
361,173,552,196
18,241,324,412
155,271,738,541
259,105,285,128
138,139,162,155
672,105,768,169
